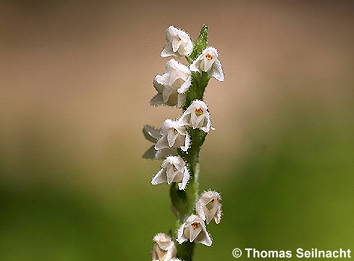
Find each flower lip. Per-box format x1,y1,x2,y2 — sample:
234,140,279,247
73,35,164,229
205,53,213,60
191,222,199,228
195,107,204,116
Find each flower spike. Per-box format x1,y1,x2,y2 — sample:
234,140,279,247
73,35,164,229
143,25,224,260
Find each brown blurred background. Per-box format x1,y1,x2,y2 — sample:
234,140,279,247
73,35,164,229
0,1,354,260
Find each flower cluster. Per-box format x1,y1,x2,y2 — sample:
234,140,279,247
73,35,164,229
143,25,224,261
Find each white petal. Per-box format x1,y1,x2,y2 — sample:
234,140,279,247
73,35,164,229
210,59,224,81
151,169,167,185
162,86,173,103
205,205,218,224
155,148,177,159
172,38,181,52
166,166,177,184
214,206,222,224
153,77,164,93
200,114,211,133
180,132,190,152
150,93,164,106
143,125,161,143
177,223,187,244
155,73,169,86
177,93,186,108
202,57,215,72
167,131,178,147
189,225,203,242
195,228,212,246
178,167,190,190
177,76,191,94
190,58,201,72
195,201,206,221
155,136,168,150
195,115,205,128
161,47,175,57
142,145,157,159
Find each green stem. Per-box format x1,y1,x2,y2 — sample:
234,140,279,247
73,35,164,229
170,74,209,261
169,24,210,261
170,130,205,261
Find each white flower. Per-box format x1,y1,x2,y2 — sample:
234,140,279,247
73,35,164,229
196,191,222,225
177,214,212,246
179,100,212,133
152,233,177,261
161,26,193,57
151,59,191,108
155,119,190,152
143,125,178,159
190,47,224,81
152,156,190,190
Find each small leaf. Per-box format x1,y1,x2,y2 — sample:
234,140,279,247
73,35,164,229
189,24,208,61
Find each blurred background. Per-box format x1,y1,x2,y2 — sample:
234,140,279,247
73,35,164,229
1,0,354,260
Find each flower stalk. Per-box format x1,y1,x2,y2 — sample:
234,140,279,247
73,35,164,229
144,24,224,261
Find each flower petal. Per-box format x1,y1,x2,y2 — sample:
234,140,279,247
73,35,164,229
142,145,157,159
178,167,190,190
150,93,164,106
143,125,161,143
210,59,224,81
176,223,187,244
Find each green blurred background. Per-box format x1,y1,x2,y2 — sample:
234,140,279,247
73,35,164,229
0,1,354,260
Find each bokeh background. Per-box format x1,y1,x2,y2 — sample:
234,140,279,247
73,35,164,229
1,1,354,260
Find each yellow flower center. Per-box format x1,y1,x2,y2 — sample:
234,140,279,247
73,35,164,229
191,222,199,228
195,108,204,116
205,54,213,60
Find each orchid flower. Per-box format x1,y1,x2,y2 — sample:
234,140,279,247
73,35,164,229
190,47,224,81
179,100,212,133
161,26,193,57
142,125,178,160
196,191,222,224
152,233,177,261
177,214,212,246
152,156,190,190
151,59,191,108
155,119,190,152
